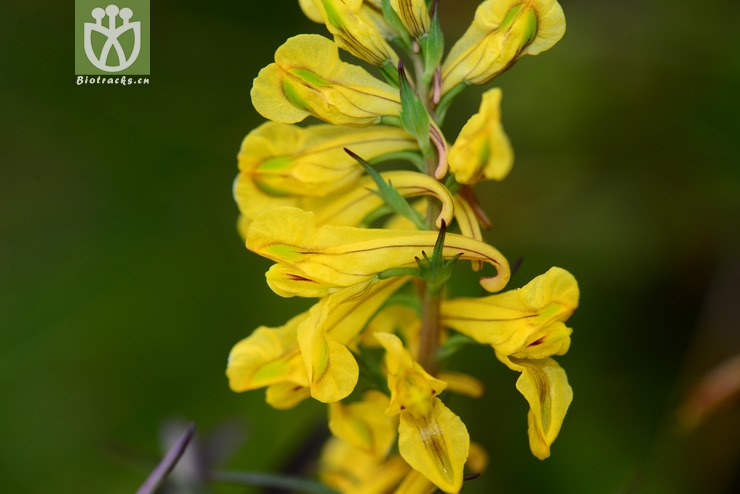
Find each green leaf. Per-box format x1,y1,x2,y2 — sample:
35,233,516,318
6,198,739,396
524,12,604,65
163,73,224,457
398,61,431,149
421,1,444,85
345,148,427,230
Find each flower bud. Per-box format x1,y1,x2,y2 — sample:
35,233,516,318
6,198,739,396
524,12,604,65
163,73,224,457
303,0,398,66
441,0,565,93
390,0,431,38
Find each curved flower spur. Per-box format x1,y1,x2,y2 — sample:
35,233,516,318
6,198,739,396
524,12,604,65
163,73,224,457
227,1,576,492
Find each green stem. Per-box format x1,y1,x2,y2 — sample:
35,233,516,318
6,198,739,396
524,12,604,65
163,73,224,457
412,53,429,112
418,284,441,374
404,44,445,374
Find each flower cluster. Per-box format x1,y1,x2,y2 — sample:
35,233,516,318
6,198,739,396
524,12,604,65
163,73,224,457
227,1,576,492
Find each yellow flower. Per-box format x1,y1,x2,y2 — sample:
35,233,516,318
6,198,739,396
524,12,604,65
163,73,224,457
390,0,430,38
297,276,408,402
441,0,566,93
451,195,484,271
499,355,572,460
226,276,407,406
233,121,418,229
298,0,324,22
252,34,401,126
306,170,455,229
232,0,577,483
362,0,395,39
319,438,409,493
328,390,397,458
246,207,510,298
441,267,577,357
303,0,396,40
448,88,513,184
441,267,578,459
225,313,310,409
376,331,446,417
237,168,453,235
395,469,435,494
236,122,416,197
300,0,398,66
376,332,468,494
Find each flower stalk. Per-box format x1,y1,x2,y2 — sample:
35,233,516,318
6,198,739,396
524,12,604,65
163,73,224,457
418,283,441,374
228,1,575,492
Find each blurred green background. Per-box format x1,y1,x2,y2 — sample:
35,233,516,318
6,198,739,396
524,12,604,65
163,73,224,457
2,0,739,492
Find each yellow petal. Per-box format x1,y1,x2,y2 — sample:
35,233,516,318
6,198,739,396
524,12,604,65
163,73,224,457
375,332,447,417
394,469,435,494
307,170,454,228
362,0,395,40
252,62,311,123
448,88,513,184
319,438,409,494
234,122,417,229
304,0,394,42
298,278,408,402
265,263,335,298
390,0,430,38
323,277,409,344
328,390,397,458
350,456,409,494
236,122,415,198
442,267,578,357
382,199,428,231
398,397,469,493
309,0,398,66
265,382,311,409
247,207,510,298
318,438,380,492
499,355,572,459
226,314,308,392
437,371,484,399
298,0,324,22
237,214,251,242
452,195,484,271
441,0,566,93
300,327,359,403
252,34,400,126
